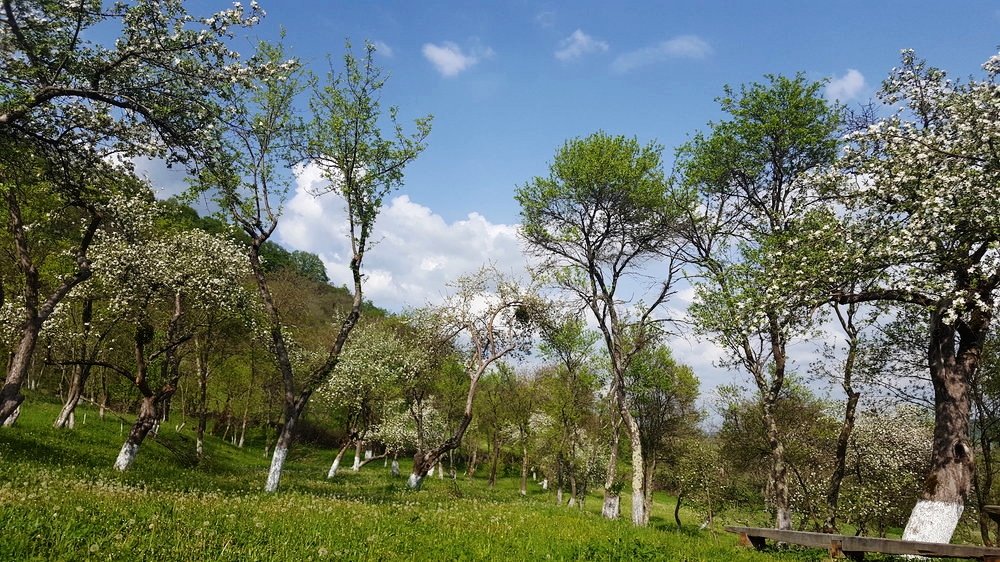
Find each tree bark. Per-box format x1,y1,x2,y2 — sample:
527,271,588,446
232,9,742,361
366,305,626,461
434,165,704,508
54,364,91,429
195,339,209,459
520,443,529,496
114,395,157,471
602,412,622,520
327,439,352,478
488,432,500,488
902,313,978,543
764,399,792,530
0,192,99,425
352,439,363,471
823,305,861,533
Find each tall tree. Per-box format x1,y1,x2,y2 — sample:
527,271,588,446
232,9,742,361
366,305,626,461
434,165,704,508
405,267,537,490
625,344,700,519
819,49,1000,542
0,0,261,423
677,74,840,529
205,41,431,491
517,131,691,526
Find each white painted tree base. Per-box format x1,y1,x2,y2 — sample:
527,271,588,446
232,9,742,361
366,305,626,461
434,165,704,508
3,406,20,427
407,473,423,490
902,500,963,544
602,495,620,519
391,460,400,476
114,442,139,471
265,446,288,492
327,457,341,479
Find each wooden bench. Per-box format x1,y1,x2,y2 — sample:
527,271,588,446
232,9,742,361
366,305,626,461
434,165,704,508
726,526,1000,561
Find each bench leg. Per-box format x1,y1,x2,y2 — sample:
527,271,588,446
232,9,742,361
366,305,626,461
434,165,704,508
738,532,766,550
829,540,864,560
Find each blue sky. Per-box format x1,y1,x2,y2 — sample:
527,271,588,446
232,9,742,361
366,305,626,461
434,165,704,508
246,0,1000,223
147,1,1000,395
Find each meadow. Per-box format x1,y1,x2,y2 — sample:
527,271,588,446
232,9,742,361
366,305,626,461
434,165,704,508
0,397,884,561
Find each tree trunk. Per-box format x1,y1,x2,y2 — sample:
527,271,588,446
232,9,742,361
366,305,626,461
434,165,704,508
351,440,363,471
675,492,683,528
264,395,310,493
763,400,792,530
602,413,622,520
823,387,859,532
467,448,478,478
902,317,976,543
54,364,92,429
0,322,40,423
520,444,529,496
327,440,352,478
621,396,648,526
488,433,500,488
643,457,656,520
825,303,862,533
568,473,578,508
391,453,400,477
114,395,157,471
407,450,427,490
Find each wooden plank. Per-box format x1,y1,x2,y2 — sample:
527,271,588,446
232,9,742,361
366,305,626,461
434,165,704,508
724,526,845,549
725,526,1000,560
842,535,1000,559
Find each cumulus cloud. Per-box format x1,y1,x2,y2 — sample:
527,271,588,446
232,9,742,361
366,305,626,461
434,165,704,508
372,40,394,58
825,68,866,101
612,35,712,73
555,29,609,61
422,41,493,77
276,164,528,311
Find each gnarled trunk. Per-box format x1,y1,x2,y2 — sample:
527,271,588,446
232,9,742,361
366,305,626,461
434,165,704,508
0,323,40,424
114,396,157,471
902,317,976,543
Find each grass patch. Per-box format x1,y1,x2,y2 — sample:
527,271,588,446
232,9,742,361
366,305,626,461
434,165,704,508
1,397,848,560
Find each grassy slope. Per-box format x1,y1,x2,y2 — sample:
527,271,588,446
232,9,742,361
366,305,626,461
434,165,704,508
1,398,829,561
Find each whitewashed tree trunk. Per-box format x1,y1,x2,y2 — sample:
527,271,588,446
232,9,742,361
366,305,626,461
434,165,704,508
542,478,548,490
3,406,20,427
114,396,157,471
114,441,140,471
327,441,351,479
391,458,400,476
265,445,288,492
437,461,444,479
557,487,564,505
352,441,362,471
602,494,621,519
407,472,423,490
902,500,963,543
365,448,373,460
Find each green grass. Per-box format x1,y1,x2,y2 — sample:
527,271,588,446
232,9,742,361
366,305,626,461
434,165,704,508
0,398,843,560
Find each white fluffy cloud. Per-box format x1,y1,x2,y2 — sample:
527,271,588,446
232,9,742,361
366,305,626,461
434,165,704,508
555,29,609,61
276,164,528,311
825,68,866,101
612,35,712,73
422,41,493,77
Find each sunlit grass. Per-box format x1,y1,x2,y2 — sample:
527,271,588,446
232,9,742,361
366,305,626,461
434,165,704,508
0,397,832,560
